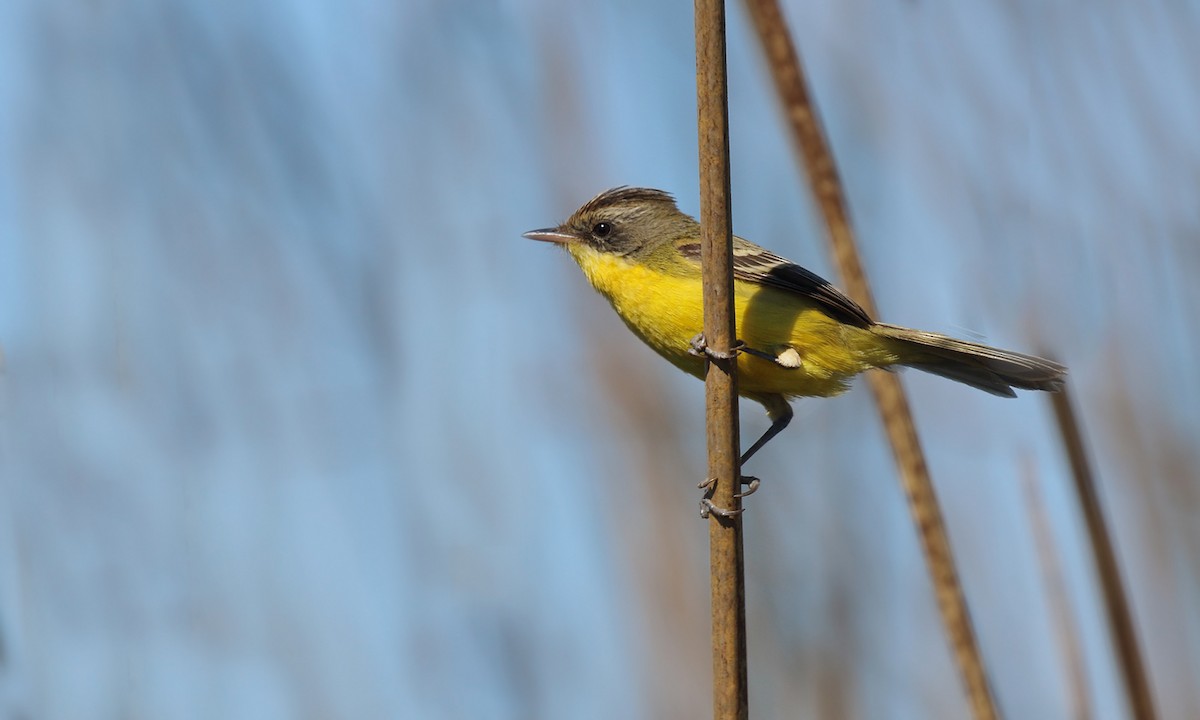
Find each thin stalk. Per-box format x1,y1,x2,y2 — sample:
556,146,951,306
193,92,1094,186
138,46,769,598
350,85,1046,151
694,0,748,717
741,0,998,717
1021,461,1092,720
1050,387,1157,720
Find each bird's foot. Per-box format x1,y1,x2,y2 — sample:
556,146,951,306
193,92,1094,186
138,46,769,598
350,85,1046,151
700,498,742,519
688,333,745,362
697,475,761,518
736,476,760,498
689,333,781,364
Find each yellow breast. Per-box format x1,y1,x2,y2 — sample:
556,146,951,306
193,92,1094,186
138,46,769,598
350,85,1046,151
569,246,891,399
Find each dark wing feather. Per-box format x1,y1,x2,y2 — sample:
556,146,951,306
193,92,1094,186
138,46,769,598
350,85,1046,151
678,239,873,328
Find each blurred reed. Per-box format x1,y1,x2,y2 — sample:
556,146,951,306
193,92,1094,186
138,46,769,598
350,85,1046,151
1022,459,1091,720
1050,385,1158,720
741,0,998,717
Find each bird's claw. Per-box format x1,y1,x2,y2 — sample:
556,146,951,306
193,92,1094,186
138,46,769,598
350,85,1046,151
735,476,760,498
700,498,744,519
688,333,745,362
698,475,759,518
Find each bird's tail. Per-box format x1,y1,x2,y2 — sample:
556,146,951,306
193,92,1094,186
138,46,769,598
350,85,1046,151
872,323,1066,397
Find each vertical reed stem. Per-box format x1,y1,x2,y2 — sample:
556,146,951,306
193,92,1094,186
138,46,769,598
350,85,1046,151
695,0,747,717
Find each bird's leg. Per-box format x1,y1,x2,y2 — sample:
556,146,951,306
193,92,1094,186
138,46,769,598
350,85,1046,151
697,397,793,517
738,398,793,466
689,337,796,519
691,332,747,517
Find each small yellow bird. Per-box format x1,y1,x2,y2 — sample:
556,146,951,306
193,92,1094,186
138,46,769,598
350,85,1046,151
525,186,1065,467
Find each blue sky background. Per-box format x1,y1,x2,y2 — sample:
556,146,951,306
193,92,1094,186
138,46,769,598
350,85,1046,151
1,1,1197,718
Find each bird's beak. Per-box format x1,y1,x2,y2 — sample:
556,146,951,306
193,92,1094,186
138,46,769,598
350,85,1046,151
523,227,578,245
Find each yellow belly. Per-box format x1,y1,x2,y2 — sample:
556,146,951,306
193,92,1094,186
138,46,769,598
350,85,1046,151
571,248,896,399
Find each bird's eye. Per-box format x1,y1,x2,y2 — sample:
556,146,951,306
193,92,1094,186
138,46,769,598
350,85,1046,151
592,221,612,238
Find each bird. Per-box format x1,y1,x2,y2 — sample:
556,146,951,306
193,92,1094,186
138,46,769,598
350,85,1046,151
525,186,1065,483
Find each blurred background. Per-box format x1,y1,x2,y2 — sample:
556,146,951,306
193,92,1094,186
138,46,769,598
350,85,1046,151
1,1,1197,718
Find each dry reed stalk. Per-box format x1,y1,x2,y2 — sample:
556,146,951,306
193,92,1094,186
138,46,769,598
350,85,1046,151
1022,460,1092,720
694,0,748,717
1050,386,1157,720
741,0,998,717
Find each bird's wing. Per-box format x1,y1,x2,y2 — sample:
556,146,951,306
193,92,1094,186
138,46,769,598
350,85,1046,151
677,238,874,328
